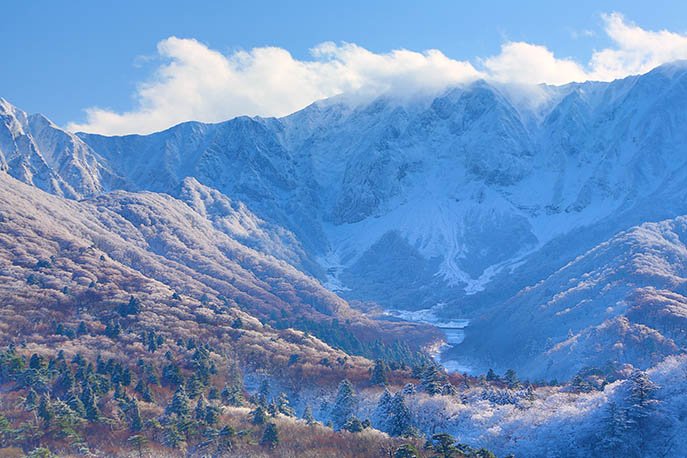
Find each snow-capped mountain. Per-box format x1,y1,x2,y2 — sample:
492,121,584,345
459,216,687,379
69,62,687,308
0,98,121,198
4,61,687,378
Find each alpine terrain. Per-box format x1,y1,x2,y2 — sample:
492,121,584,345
3,62,687,457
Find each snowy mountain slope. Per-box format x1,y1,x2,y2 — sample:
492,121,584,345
0,98,121,198
4,62,687,378
69,62,687,311
176,176,324,276
458,215,687,380
0,171,436,353
80,117,328,255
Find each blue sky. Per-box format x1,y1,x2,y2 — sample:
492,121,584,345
3,0,687,134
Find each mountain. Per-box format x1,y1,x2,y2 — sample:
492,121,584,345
0,171,436,367
68,63,687,312
5,62,687,380
5,63,687,457
458,216,687,380
0,98,121,198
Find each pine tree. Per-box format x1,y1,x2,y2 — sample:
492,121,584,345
66,392,86,417
129,399,143,432
370,359,389,386
80,383,99,421
430,433,459,458
194,397,206,422
38,394,53,426
374,388,393,432
331,379,356,430
260,423,279,449
503,369,520,389
302,404,315,425
166,386,191,418
276,392,295,417
24,389,39,410
204,405,220,425
251,406,267,425
595,401,630,457
387,392,413,437
394,444,420,458
119,296,142,317
486,368,498,382
626,369,660,454
343,416,364,433
420,364,445,395
257,379,270,407
162,423,184,449
127,434,148,458
135,380,153,402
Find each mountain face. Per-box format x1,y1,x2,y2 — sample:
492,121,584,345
72,63,687,309
459,216,687,379
0,98,121,198
4,61,687,380
0,171,436,361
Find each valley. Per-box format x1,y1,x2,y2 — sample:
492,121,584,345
3,61,687,456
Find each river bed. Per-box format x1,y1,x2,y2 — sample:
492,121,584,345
383,307,473,374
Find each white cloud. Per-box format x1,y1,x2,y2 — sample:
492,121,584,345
482,42,589,85
588,12,687,80
69,13,687,135
68,39,482,135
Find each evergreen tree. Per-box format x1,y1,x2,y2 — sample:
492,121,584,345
331,379,356,430
370,359,389,386
251,406,267,425
486,368,498,382
66,392,86,417
388,392,413,437
204,405,220,425
135,380,153,402
402,383,416,395
222,362,245,406
503,369,520,389
194,397,206,422
24,388,39,410
374,388,393,432
166,386,191,418
162,423,184,449
302,404,315,425
420,364,445,395
394,444,420,458
38,394,53,426
129,399,143,432
127,434,148,458
595,401,630,457
267,400,279,417
626,369,660,454
343,416,364,433
260,423,279,449
29,353,44,370
430,433,459,458
119,296,142,317
276,392,296,417
257,379,270,407
80,383,99,421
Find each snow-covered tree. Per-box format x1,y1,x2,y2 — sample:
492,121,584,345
374,388,393,431
370,359,388,386
387,392,413,437
331,379,356,430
